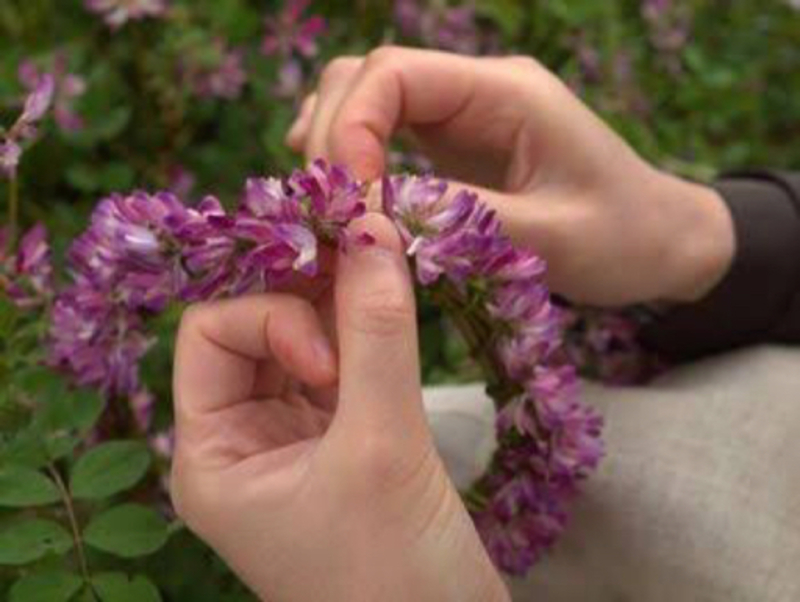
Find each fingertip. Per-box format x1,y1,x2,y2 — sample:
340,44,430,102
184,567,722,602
308,337,338,386
345,211,404,257
329,118,387,181
285,121,306,151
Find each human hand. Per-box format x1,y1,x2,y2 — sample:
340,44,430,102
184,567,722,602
287,47,735,307
171,213,509,602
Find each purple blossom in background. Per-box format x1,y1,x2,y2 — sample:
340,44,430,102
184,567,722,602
262,0,326,98
0,73,54,178
85,0,168,29
184,41,247,100
167,165,196,200
0,224,54,308
274,59,305,99
559,307,664,385
394,0,481,55
49,162,366,396
641,0,692,75
262,0,325,58
19,54,86,133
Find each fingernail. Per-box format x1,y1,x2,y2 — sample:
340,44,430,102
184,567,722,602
312,337,337,376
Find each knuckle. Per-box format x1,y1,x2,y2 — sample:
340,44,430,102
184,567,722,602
365,45,402,70
506,55,541,71
320,56,361,88
179,303,210,338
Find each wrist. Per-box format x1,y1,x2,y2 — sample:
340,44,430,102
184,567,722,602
655,171,736,303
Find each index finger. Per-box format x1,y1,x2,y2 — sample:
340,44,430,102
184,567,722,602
327,47,475,180
173,294,336,418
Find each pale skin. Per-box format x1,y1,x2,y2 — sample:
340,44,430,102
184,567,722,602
172,47,737,601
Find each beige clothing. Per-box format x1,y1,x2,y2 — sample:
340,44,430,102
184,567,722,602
423,346,800,602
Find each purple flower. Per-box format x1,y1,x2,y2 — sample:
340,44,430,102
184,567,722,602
184,41,247,100
0,224,53,308
130,388,156,431
288,160,367,234
273,59,305,99
262,0,326,59
1,73,54,179
85,0,168,29
20,54,86,133
167,165,196,200
262,0,326,98
394,0,481,55
21,74,55,124
48,286,153,395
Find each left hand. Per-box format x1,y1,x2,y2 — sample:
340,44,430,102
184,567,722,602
170,213,509,602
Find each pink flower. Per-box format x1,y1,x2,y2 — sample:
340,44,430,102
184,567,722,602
19,54,86,133
262,0,326,98
0,224,53,308
183,41,247,100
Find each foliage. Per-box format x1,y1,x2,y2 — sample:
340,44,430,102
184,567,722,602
1,0,798,598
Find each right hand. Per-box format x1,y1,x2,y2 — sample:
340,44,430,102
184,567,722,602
287,47,735,307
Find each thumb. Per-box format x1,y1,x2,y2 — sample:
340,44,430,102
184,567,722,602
333,212,427,437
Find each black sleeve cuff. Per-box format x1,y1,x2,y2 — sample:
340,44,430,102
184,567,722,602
641,171,800,361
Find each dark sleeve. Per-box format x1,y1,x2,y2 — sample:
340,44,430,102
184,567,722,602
641,170,800,361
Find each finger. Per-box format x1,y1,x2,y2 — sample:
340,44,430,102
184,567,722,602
286,92,318,151
327,48,576,183
325,47,478,180
173,294,337,418
304,56,364,162
332,212,427,435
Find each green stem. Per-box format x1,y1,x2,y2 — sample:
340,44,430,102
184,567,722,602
47,465,93,591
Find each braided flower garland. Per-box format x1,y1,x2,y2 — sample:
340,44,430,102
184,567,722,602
2,160,604,576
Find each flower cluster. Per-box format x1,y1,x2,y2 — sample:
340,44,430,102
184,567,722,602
559,307,664,385
262,0,326,99
48,160,365,398
85,0,168,29
382,175,604,575
0,224,53,309
0,74,54,179
34,161,602,576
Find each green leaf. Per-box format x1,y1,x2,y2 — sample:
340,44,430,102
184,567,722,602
70,441,151,500
476,0,524,38
0,519,73,565
83,504,169,558
0,466,60,507
9,570,83,602
30,385,105,463
92,573,162,602
66,163,135,193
